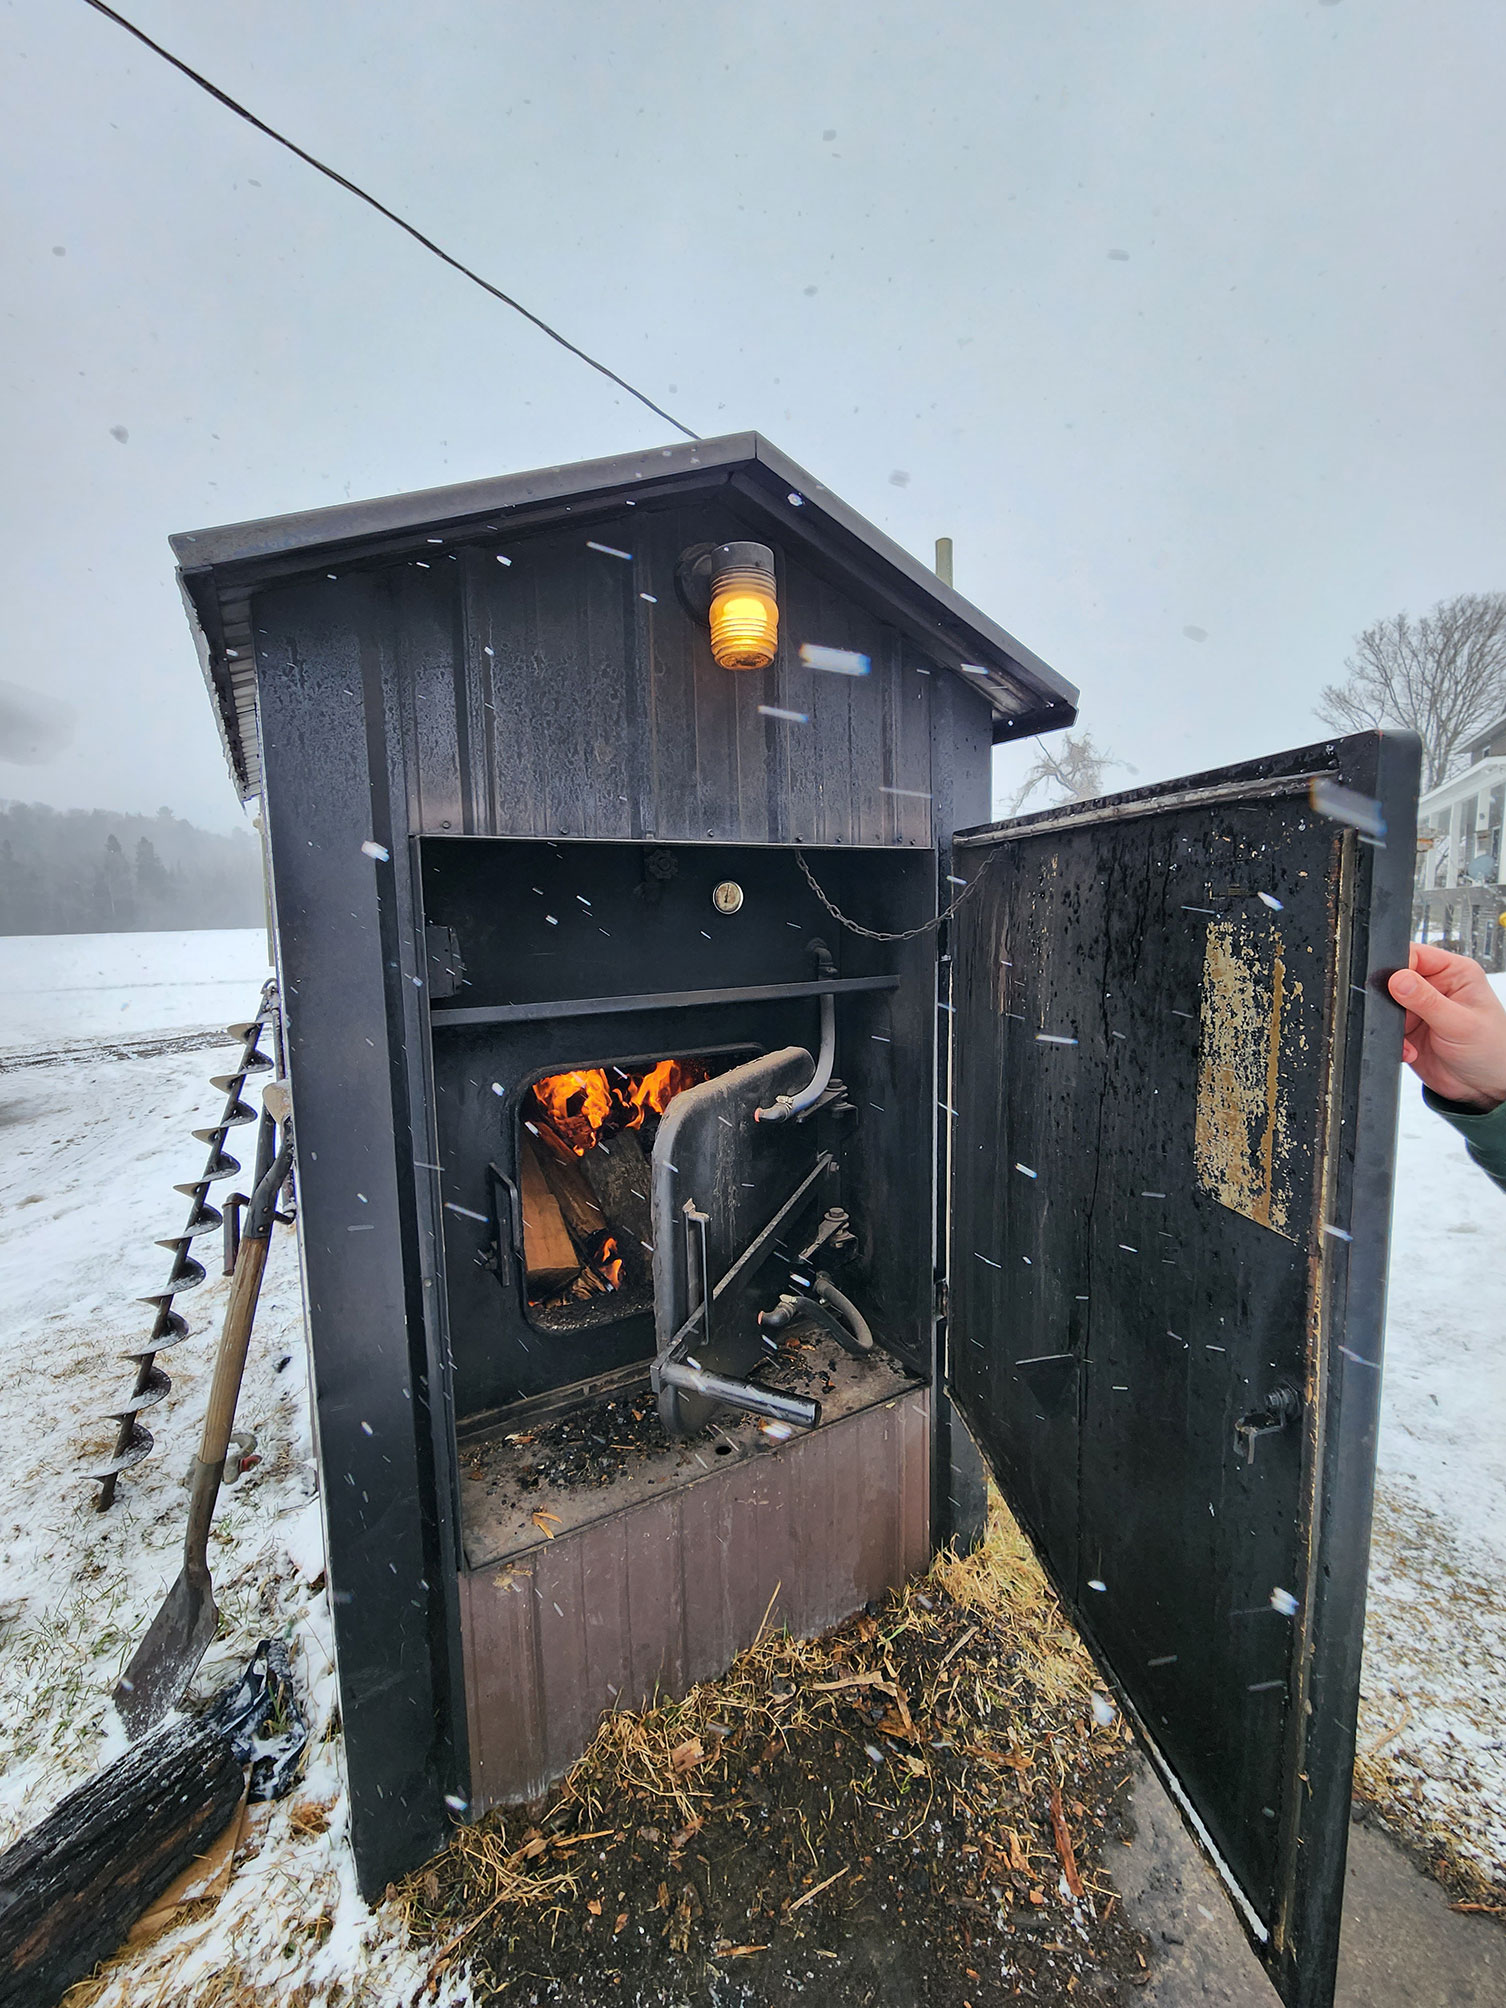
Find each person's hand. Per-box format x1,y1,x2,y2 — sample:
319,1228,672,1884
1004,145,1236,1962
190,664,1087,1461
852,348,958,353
1387,943,1506,1111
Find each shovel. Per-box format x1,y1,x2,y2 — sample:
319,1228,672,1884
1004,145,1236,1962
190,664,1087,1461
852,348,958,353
115,1093,293,1736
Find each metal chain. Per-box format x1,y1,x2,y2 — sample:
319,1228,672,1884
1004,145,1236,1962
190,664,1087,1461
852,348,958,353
795,847,995,943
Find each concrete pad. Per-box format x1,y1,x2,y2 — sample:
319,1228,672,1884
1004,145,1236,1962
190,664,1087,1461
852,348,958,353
1119,1762,1504,2005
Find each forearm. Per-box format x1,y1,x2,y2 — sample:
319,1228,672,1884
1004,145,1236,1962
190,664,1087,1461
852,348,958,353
1424,1088,1506,1196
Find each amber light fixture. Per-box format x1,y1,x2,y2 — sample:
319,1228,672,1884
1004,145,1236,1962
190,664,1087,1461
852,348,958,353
677,540,779,670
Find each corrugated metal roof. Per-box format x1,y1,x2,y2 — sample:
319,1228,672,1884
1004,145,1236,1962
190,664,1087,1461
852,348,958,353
173,432,1078,802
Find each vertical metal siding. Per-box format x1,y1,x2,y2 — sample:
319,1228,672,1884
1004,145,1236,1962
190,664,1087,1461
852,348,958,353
259,501,937,849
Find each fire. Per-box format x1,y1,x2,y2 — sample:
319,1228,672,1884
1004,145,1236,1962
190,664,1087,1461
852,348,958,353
598,1235,623,1289
530,1058,712,1154
623,1058,703,1126
532,1068,614,1154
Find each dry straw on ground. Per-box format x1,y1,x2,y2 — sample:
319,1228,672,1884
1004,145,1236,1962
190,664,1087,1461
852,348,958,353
404,1497,1149,2005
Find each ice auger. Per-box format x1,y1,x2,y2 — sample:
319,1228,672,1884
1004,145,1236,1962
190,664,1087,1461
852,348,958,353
89,983,281,1510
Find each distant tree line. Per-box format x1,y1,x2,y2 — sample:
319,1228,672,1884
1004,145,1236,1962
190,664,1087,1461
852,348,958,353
0,803,265,935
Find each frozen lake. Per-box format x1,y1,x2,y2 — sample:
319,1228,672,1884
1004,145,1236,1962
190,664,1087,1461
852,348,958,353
0,928,271,1052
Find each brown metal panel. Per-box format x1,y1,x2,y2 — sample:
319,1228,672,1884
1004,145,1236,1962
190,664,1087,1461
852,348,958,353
576,1514,637,1734
465,1391,930,1813
621,1490,689,1707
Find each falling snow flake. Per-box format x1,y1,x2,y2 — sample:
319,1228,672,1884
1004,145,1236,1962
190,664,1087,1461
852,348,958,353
800,643,870,676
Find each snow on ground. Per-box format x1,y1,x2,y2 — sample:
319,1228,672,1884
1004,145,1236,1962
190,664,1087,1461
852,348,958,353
1357,974,1506,1893
0,934,1501,2002
0,938,441,2003
0,928,271,1054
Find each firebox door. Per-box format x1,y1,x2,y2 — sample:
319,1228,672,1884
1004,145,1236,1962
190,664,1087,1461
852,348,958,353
942,730,1418,2008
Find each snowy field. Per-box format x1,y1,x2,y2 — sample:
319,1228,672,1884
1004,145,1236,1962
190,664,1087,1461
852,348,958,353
0,928,272,1054
0,933,1501,2001
0,935,439,2003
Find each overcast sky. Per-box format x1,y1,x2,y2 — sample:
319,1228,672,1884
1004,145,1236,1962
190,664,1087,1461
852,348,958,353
2,0,1504,830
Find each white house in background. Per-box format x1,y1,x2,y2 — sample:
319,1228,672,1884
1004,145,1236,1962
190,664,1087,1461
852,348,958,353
1414,713,1506,968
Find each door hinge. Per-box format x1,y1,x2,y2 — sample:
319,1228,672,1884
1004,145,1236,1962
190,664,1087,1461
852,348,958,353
935,1274,949,1321
424,924,466,1000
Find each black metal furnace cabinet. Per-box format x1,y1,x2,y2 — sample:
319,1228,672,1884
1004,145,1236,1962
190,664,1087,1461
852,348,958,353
176,433,1417,2008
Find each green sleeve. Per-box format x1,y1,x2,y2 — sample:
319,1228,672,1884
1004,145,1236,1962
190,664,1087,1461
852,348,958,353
1423,1088,1506,1196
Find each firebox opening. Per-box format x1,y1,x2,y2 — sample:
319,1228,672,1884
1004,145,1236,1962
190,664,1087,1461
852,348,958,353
519,1051,751,1334
423,834,939,1430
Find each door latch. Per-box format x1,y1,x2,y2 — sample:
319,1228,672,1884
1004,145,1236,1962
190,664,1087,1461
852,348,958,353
1236,1385,1302,1465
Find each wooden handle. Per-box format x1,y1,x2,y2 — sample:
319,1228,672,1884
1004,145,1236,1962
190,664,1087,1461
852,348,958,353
196,1232,271,1467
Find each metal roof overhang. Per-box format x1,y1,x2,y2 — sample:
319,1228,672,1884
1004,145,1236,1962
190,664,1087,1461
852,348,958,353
172,432,1079,802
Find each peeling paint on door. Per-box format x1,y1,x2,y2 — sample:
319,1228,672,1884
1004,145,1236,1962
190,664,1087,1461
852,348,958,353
1195,920,1301,1238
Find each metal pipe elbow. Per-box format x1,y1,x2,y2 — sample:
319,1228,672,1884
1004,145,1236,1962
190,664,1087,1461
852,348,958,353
755,991,835,1123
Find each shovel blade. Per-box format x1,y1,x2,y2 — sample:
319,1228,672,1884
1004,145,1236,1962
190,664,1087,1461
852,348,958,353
113,1570,218,1736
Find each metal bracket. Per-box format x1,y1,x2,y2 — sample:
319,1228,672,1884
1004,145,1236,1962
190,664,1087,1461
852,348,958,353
1236,1384,1302,1465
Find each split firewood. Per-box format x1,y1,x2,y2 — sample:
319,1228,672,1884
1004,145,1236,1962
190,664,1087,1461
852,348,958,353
518,1134,579,1291
530,1123,610,1248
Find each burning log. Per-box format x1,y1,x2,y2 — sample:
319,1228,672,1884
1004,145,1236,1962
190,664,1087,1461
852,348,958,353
520,1062,716,1304
0,1715,243,2008
579,1130,653,1289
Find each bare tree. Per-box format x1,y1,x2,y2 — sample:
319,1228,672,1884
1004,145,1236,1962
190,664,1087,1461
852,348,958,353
1316,591,1506,791
1007,731,1133,814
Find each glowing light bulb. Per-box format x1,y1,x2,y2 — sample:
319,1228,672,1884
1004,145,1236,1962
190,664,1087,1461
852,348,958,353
707,544,778,670
710,586,777,669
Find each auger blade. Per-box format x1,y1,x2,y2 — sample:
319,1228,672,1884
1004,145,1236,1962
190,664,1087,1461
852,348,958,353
135,1294,189,1342
103,1364,171,1419
164,1251,208,1295
159,1195,224,1242
87,1419,154,1483
209,1072,247,1095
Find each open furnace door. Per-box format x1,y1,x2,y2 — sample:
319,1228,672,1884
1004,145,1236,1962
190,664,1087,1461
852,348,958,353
945,731,1418,2008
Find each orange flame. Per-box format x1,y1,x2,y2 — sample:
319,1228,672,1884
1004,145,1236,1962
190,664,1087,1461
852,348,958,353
624,1057,703,1125
531,1057,713,1155
533,1067,614,1154
598,1235,623,1289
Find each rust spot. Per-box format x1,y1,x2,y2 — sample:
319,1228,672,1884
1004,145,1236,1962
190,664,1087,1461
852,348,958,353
1195,920,1301,1239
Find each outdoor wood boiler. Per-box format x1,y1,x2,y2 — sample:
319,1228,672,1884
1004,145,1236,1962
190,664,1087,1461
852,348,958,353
177,434,1417,2008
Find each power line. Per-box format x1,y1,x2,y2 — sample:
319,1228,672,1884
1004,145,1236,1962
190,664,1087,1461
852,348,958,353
79,0,700,442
